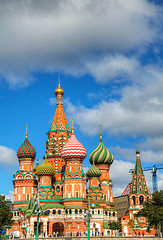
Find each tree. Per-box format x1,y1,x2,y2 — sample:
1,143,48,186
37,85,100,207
108,221,122,235
0,195,13,233
138,190,163,235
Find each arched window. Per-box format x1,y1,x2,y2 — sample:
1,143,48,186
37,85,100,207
69,209,72,214
58,210,61,215
61,186,63,193
109,212,111,217
56,186,60,192
75,209,78,214
139,195,144,205
113,212,115,216
53,209,56,214
44,210,50,216
66,209,68,214
132,196,136,205
79,209,82,214
98,210,100,214
105,211,107,216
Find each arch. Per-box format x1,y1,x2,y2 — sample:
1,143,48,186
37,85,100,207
52,222,64,236
34,221,43,236
132,196,136,205
53,209,56,214
44,210,50,216
75,209,78,214
139,195,144,205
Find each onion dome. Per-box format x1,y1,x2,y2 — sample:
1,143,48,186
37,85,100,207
55,80,64,96
17,131,36,159
89,133,114,165
61,123,87,159
36,158,55,176
86,163,101,178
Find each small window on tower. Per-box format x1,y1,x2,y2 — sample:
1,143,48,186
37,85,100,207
27,195,29,201
104,195,106,200
76,192,79,198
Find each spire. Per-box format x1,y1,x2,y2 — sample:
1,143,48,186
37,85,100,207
55,75,64,96
26,124,28,139
50,78,70,132
100,124,102,141
72,118,74,133
130,148,149,195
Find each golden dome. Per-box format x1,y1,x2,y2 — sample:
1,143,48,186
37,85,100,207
55,80,64,96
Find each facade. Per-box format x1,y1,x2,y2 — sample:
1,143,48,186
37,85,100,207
9,81,118,237
119,150,155,236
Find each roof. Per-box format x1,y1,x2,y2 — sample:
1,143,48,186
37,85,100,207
121,183,131,196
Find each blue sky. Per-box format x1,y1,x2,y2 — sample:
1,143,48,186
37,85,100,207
0,0,163,199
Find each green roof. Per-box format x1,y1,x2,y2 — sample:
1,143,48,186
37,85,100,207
42,203,65,210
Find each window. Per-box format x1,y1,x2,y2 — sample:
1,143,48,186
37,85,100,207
105,211,107,216
53,210,56,214
69,209,72,214
79,209,82,214
27,195,29,201
113,212,115,216
139,195,144,205
75,209,78,214
132,196,136,205
109,212,111,216
76,192,79,198
92,210,94,215
98,210,100,214
44,210,50,216
66,209,68,214
58,210,61,215
104,195,106,200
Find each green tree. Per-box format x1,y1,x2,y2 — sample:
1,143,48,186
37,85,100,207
138,190,163,235
0,195,13,233
108,221,122,235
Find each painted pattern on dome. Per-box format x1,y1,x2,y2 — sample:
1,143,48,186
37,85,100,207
89,135,113,165
61,132,87,159
86,164,101,178
17,138,36,159
36,159,55,176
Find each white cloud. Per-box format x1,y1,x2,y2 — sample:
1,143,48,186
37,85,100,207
110,159,163,197
0,146,17,167
4,190,14,202
110,160,134,197
0,0,161,87
111,146,163,163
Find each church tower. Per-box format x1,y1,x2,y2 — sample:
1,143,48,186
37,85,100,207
129,148,150,213
45,79,71,196
89,129,114,205
61,123,87,235
13,128,37,208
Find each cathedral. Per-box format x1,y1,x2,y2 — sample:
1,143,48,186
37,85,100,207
9,80,154,237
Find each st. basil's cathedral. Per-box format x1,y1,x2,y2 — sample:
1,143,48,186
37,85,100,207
9,81,155,237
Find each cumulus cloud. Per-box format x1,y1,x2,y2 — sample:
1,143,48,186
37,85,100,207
110,160,135,197
111,146,163,163
4,190,14,202
110,159,163,197
0,146,17,167
0,0,161,87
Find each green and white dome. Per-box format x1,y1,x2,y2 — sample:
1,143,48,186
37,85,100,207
89,134,114,165
86,164,101,178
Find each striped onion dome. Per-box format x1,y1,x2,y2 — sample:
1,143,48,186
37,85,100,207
61,130,87,159
36,158,55,176
17,135,36,159
89,134,114,165
86,163,101,178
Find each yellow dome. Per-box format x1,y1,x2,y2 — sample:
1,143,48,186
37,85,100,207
55,80,64,96
36,159,55,176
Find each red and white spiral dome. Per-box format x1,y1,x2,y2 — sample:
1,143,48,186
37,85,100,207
61,131,87,159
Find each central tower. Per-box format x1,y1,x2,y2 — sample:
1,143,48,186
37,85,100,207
45,80,71,195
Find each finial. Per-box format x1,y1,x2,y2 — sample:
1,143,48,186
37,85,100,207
55,74,64,96
26,124,28,138
37,152,39,164
58,74,60,85
136,142,140,154
100,124,102,140
72,118,74,133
